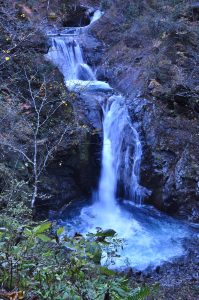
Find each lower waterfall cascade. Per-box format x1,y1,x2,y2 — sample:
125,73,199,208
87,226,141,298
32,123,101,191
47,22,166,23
46,9,190,270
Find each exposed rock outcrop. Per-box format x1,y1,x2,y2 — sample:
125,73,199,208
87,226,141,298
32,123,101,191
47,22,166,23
90,0,199,222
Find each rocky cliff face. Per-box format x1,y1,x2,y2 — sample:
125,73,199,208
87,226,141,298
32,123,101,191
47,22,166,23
0,0,102,217
36,91,102,215
2,0,199,222
89,0,199,222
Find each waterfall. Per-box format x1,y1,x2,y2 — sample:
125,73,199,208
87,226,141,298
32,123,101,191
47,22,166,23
98,96,145,206
47,11,188,270
46,27,146,205
47,37,95,81
90,10,103,23
46,34,112,93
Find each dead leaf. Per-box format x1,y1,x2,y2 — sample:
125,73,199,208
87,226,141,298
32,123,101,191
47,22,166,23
0,290,25,300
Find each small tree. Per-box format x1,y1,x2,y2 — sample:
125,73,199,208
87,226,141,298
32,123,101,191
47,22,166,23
0,1,79,208
0,71,76,207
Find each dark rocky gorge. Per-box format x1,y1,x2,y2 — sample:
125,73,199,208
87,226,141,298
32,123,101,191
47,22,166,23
29,1,199,298
36,1,199,298
41,0,199,223
36,0,199,223
0,0,198,299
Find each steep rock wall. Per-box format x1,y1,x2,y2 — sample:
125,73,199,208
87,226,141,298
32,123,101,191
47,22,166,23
90,0,199,222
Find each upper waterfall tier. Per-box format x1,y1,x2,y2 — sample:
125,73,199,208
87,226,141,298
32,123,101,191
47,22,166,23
46,36,113,93
45,9,114,93
47,38,95,81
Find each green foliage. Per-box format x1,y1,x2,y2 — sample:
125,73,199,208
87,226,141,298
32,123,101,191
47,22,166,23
0,218,153,299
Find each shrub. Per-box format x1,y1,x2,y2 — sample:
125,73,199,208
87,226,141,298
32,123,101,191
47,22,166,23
0,218,153,299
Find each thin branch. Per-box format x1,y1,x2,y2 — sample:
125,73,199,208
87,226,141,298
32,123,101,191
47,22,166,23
0,142,33,165
37,126,69,178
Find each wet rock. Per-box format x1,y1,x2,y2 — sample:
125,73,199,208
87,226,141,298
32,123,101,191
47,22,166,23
36,127,101,215
148,79,161,90
35,89,102,217
96,67,113,82
62,6,90,27
156,266,161,274
187,2,199,21
148,79,163,97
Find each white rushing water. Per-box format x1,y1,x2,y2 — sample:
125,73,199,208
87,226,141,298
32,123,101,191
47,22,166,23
46,10,189,270
77,96,187,269
90,10,103,24
46,37,95,80
98,95,146,206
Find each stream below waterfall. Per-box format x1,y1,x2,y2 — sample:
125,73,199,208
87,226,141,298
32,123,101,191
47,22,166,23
46,10,192,270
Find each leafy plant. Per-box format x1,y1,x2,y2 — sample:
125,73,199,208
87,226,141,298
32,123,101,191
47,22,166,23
0,218,153,299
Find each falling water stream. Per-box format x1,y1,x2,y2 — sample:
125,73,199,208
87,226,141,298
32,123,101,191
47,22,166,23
46,10,189,270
